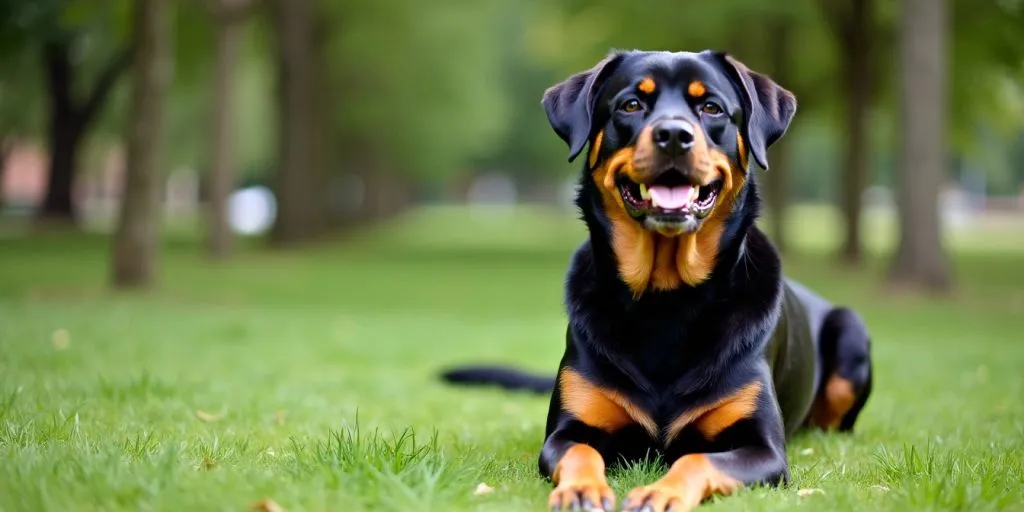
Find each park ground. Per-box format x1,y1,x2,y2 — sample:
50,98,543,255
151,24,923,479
1,204,1022,511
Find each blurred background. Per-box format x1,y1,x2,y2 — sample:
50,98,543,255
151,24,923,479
0,0,1022,291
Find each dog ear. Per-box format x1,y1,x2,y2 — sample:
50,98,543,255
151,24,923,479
541,51,626,163
710,52,797,171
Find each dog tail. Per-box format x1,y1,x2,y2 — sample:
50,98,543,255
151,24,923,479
439,365,555,394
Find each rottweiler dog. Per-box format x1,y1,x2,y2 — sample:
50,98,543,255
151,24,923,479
441,49,873,512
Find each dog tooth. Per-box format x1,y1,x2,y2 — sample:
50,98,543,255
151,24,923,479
639,184,651,201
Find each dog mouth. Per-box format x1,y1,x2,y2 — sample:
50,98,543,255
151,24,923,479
617,170,723,233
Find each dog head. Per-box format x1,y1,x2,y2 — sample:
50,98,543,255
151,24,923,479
543,49,796,237
542,50,796,292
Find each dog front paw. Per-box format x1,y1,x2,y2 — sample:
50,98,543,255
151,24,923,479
548,478,615,511
622,483,698,512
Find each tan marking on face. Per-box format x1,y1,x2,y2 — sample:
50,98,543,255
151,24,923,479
638,76,656,94
559,368,658,436
688,80,707,97
666,381,762,443
736,132,748,169
589,130,604,169
592,145,655,296
593,122,746,294
673,146,744,287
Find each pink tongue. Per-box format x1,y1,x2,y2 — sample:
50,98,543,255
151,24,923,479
648,185,694,209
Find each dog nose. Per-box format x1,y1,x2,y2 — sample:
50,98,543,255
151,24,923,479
652,120,695,156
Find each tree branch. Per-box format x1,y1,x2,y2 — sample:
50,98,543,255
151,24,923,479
43,36,74,115
80,45,133,124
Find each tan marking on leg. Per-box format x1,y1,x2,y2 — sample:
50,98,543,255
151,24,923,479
623,454,742,511
809,375,856,430
549,444,616,511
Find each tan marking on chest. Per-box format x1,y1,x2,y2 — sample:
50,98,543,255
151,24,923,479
560,368,658,436
666,381,763,443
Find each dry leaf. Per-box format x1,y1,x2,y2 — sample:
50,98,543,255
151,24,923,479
195,410,222,422
251,499,285,512
799,448,814,456
797,488,824,497
200,457,216,470
871,485,890,493
474,482,495,496
274,410,287,425
51,329,70,350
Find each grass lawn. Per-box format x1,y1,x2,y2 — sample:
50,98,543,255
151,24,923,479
1,205,1022,511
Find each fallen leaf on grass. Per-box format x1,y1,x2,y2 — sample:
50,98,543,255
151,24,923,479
797,488,824,497
251,499,285,512
51,329,70,350
799,448,814,456
195,410,222,422
474,482,495,496
200,457,216,470
274,410,287,425
871,485,890,493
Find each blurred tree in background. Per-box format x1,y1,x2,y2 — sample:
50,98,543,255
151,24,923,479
0,0,132,225
202,0,253,259
112,0,170,288
0,0,1022,293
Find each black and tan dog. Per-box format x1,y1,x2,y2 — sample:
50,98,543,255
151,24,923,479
441,49,873,512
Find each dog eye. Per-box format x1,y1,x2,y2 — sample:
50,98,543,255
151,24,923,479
700,102,724,116
619,99,643,113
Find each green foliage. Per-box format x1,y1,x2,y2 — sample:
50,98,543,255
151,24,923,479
470,0,583,180
0,48,45,139
949,0,1024,149
0,0,133,146
319,0,512,181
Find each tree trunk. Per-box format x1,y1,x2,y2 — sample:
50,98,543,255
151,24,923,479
888,0,953,292
267,0,323,246
764,17,794,255
39,38,82,225
205,0,249,259
41,121,82,222
37,35,131,226
112,0,170,289
838,0,873,265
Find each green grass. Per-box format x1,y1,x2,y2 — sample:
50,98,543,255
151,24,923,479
1,205,1023,511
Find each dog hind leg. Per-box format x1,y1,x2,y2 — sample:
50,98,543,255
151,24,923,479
808,307,873,432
